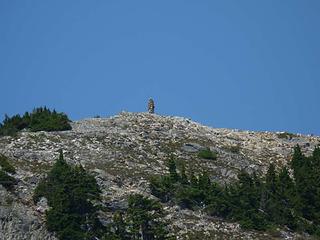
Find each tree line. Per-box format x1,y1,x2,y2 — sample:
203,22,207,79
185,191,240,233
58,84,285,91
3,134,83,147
150,145,320,236
0,107,71,136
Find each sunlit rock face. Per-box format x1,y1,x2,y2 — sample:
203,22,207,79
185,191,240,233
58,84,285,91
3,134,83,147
0,112,318,239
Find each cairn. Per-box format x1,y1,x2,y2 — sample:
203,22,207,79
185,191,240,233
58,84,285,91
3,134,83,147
148,98,155,114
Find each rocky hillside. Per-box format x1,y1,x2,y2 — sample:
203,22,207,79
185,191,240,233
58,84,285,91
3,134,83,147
0,112,319,240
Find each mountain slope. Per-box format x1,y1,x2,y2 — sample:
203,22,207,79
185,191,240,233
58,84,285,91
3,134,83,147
0,112,319,240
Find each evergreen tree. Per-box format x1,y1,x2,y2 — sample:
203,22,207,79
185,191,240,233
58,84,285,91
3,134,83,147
126,194,173,240
150,158,182,203
149,175,174,203
179,163,189,185
276,167,297,229
0,155,16,190
0,107,71,136
175,185,204,209
0,170,16,190
205,184,230,218
198,172,211,191
232,170,268,230
291,145,305,180
0,154,16,174
33,150,102,240
312,147,320,167
113,212,127,239
189,173,198,187
311,147,320,226
168,157,179,183
264,163,279,222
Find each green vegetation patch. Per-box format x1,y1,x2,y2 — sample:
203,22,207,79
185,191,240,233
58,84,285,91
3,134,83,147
228,144,241,154
0,107,71,136
0,154,16,174
198,148,217,160
0,155,16,190
0,170,16,190
223,144,241,154
277,132,297,140
150,146,320,237
34,150,175,240
34,150,103,240
104,194,174,240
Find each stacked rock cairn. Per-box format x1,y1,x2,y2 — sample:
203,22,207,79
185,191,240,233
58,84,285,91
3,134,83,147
148,98,155,114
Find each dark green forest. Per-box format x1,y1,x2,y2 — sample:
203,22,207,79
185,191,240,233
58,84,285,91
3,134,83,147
0,107,71,136
150,145,320,236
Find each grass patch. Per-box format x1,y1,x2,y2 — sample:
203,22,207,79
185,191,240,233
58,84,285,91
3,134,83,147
197,148,217,160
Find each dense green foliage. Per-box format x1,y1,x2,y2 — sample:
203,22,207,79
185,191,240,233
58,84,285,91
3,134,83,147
104,194,174,240
290,145,320,234
34,150,103,240
150,146,320,236
197,148,217,160
0,107,71,136
126,194,171,240
0,155,16,190
34,151,174,240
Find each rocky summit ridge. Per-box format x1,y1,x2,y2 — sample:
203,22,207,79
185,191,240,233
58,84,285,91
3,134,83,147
0,112,319,240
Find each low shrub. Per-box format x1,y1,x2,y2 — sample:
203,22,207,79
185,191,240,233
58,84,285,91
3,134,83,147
229,145,241,154
0,107,71,136
0,170,16,190
198,148,217,160
0,155,16,174
277,132,296,140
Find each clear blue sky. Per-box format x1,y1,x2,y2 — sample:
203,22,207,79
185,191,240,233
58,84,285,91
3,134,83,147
1,1,319,135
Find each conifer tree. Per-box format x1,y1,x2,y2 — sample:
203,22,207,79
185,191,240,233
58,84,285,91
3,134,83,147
34,150,102,240
168,157,179,183
291,145,304,179
277,167,297,229
233,170,267,230
126,194,172,240
264,163,279,221
179,163,189,185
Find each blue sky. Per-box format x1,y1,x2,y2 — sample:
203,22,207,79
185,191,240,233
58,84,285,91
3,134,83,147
0,1,319,135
